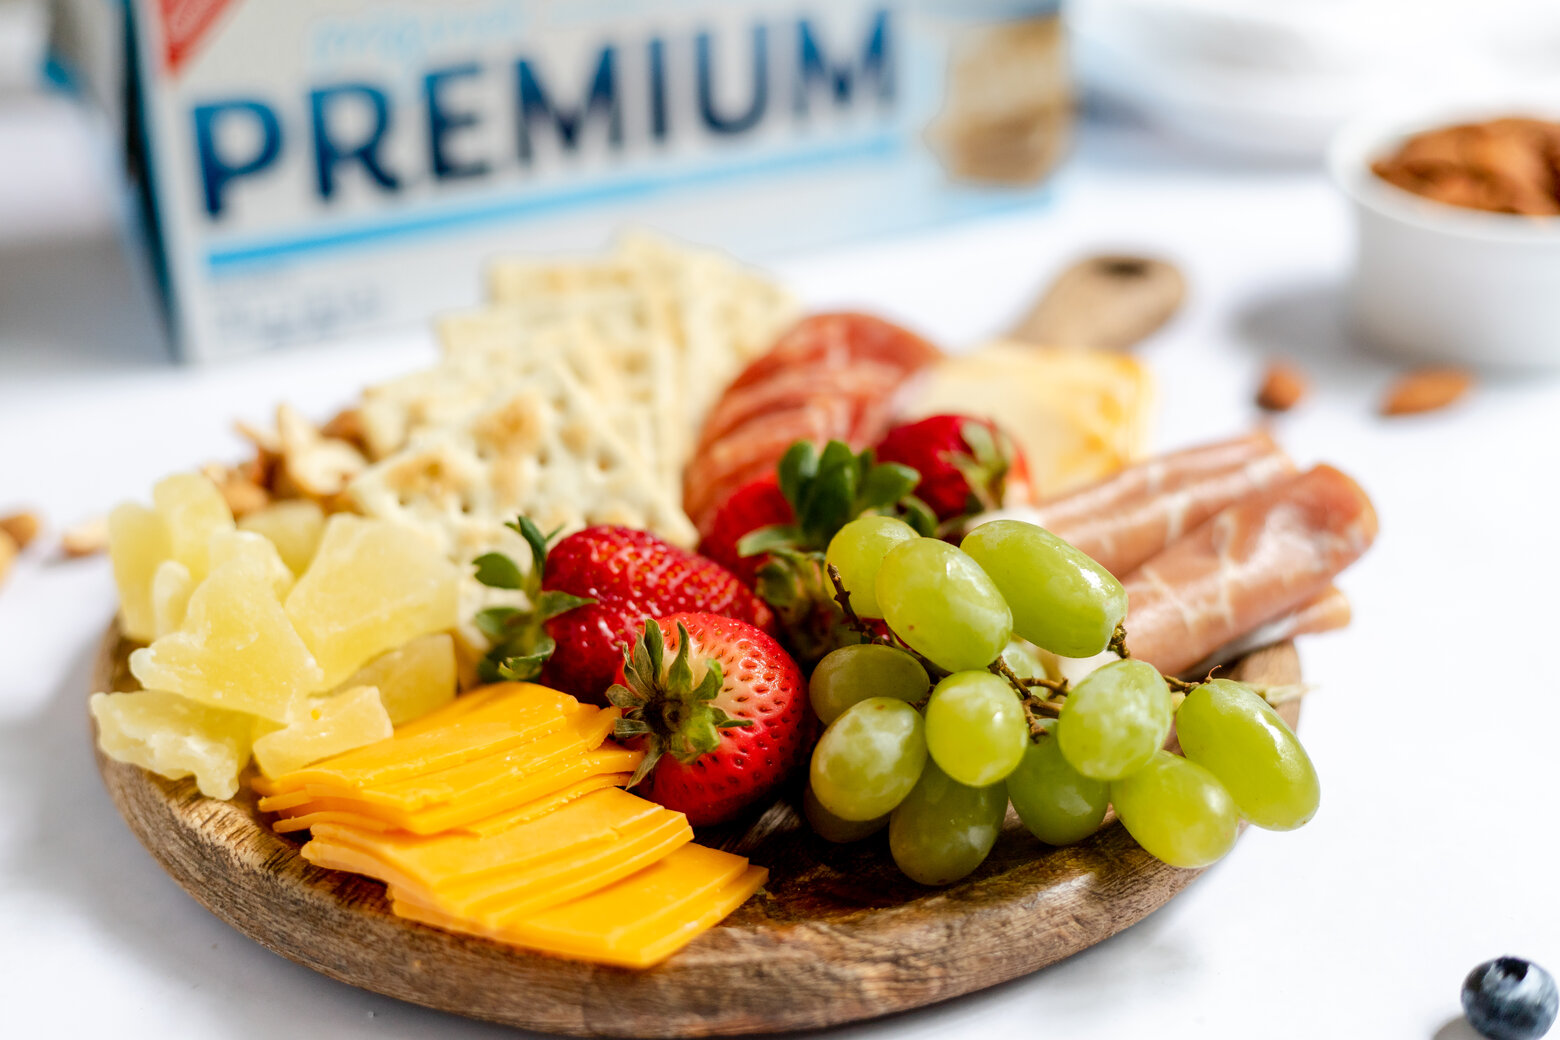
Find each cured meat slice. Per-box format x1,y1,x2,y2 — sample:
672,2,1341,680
693,360,906,457
975,432,1295,577
1184,585,1352,675
1122,465,1377,676
726,313,940,392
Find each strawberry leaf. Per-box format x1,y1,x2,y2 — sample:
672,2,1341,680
777,441,818,506
472,552,525,590
504,516,558,578
533,589,594,622
858,461,920,511
737,523,803,558
495,642,554,681
473,606,522,640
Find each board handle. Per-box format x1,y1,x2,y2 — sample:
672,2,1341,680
1011,255,1186,351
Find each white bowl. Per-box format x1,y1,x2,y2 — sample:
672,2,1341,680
1329,103,1560,370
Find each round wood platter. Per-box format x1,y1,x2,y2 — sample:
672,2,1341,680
91,624,1300,1038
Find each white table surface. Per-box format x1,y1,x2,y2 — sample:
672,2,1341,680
2,95,1556,1040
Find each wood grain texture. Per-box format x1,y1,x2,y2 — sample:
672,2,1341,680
1012,255,1187,351
91,625,1300,1038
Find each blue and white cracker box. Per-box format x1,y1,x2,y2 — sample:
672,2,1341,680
126,0,1067,361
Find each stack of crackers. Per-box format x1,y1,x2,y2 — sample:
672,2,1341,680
233,235,795,650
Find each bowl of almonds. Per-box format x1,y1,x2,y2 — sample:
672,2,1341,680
1330,101,1560,370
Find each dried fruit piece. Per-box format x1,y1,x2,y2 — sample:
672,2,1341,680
1256,362,1308,412
0,511,41,549
208,529,294,597
90,689,255,799
108,504,169,640
238,499,326,575
1381,367,1474,416
152,472,235,583
130,554,325,722
63,515,109,557
252,685,394,778
150,560,195,638
332,632,457,726
284,514,460,689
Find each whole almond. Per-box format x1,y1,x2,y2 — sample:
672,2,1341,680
62,515,109,558
1381,367,1474,416
0,530,17,586
1256,362,1308,412
0,511,41,549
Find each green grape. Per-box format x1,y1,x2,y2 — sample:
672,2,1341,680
803,783,888,843
888,761,1007,886
810,644,931,725
1006,730,1109,845
960,519,1128,659
810,697,928,821
1001,640,1049,681
1055,659,1172,780
1110,750,1239,868
875,538,1012,673
924,671,1027,787
1176,678,1319,831
825,515,919,619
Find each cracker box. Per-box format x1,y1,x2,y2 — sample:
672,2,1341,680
114,0,1066,361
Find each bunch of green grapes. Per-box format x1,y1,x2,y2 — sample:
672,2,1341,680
806,517,1320,885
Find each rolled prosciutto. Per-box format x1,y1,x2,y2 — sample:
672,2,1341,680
970,431,1296,577
1122,465,1377,675
1184,584,1353,675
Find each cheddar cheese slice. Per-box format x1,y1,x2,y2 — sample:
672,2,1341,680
271,771,629,836
392,844,767,968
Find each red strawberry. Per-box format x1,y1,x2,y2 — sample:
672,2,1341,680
470,520,774,705
874,415,1032,521
610,613,808,826
698,474,794,588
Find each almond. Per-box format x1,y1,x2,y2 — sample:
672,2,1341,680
1381,367,1474,416
1256,362,1308,412
0,510,41,550
61,515,109,558
0,530,17,586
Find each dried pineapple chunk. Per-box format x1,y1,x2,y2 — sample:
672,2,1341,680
150,560,194,638
285,515,459,689
252,685,393,778
109,503,170,642
209,529,293,597
130,554,324,722
238,499,325,576
152,473,235,585
90,689,254,799
333,632,457,726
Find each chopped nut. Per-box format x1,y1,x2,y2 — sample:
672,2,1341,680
321,407,367,450
1256,362,1308,412
201,462,273,518
62,515,109,557
0,511,41,549
1381,367,1474,416
0,530,17,586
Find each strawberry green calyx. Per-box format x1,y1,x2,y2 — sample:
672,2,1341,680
736,439,933,561
470,516,594,682
948,420,1016,515
608,619,751,786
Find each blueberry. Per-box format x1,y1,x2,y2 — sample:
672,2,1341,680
1462,957,1558,1040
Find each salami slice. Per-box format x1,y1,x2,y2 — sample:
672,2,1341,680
727,313,940,392
1122,465,1377,676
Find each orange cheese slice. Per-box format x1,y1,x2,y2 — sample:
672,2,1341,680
271,771,630,836
309,787,665,890
273,744,641,835
412,810,693,924
392,845,767,968
253,684,584,797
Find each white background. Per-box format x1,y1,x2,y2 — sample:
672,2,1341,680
2,92,1557,1040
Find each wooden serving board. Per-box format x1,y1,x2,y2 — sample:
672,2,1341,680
92,625,1300,1038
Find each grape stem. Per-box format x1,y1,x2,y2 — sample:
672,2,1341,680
1108,622,1132,659
824,562,948,678
988,656,1064,738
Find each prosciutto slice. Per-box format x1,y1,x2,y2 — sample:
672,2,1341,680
972,432,1296,577
1183,584,1352,675
1122,465,1377,675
